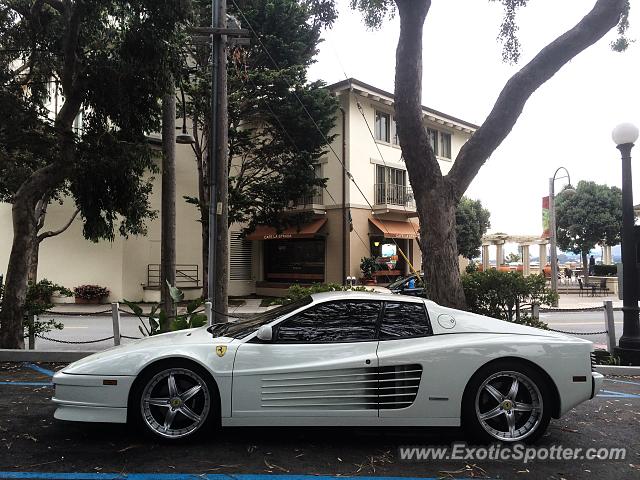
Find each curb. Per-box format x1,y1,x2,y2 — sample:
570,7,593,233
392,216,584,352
594,365,640,376
0,349,94,362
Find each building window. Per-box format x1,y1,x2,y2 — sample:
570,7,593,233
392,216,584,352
392,116,399,145
426,128,438,154
426,128,452,158
230,232,252,281
375,110,390,143
375,165,410,206
439,131,451,159
264,239,325,283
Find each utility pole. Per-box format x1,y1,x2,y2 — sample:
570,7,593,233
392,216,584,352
211,0,229,322
161,90,177,327
194,0,247,325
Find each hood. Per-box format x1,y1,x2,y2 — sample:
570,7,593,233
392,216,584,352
61,326,232,375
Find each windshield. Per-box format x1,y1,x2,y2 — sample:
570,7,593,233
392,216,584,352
208,296,313,339
387,275,410,289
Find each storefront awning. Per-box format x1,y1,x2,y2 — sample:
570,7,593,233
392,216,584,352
369,218,418,239
246,218,327,241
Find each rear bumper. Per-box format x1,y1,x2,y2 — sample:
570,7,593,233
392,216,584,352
591,371,604,399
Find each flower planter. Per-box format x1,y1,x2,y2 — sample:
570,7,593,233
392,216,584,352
74,297,104,305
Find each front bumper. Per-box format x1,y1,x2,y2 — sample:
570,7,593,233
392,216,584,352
52,371,135,424
591,371,604,399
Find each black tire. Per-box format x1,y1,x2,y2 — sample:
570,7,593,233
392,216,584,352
129,359,219,442
462,360,552,444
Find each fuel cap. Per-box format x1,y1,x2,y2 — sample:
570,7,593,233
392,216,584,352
437,314,456,329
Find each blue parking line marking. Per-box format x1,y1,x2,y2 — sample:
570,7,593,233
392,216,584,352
0,381,51,386
597,389,640,398
0,474,475,480
24,362,56,377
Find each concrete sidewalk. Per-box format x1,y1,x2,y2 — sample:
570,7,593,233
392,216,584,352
545,293,622,311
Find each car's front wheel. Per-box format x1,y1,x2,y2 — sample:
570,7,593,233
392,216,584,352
462,361,552,443
131,362,216,441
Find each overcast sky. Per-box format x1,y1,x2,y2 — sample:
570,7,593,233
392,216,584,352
307,0,640,240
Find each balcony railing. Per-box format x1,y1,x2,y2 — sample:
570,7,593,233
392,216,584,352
292,190,323,207
374,183,415,208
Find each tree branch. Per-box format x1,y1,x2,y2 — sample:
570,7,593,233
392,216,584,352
448,0,627,197
37,208,79,243
394,0,441,201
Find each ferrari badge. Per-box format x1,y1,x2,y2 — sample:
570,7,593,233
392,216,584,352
216,345,227,357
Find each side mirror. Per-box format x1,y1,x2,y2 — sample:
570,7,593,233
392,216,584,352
256,325,273,342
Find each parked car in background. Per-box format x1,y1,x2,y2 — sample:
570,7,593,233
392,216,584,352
386,274,425,296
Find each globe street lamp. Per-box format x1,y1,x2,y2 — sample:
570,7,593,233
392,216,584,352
549,167,575,306
612,122,640,365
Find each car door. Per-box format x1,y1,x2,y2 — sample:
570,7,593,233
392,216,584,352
375,299,435,420
232,299,381,420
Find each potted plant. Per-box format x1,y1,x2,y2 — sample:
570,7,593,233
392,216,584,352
74,284,110,304
360,256,378,285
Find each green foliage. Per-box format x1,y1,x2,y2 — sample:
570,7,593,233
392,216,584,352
271,282,370,305
555,181,623,259
23,279,71,338
183,0,338,233
125,288,206,337
593,264,617,277
505,252,520,263
456,197,491,260
465,261,479,274
73,285,110,300
359,256,378,279
462,270,556,328
0,0,189,236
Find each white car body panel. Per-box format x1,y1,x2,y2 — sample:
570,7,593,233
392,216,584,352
52,292,601,428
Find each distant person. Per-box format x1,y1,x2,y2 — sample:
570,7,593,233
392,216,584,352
589,255,596,275
407,276,416,289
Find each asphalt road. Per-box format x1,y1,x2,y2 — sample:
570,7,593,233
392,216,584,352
0,362,639,480
34,310,619,352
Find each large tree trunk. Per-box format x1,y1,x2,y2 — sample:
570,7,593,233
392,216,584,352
394,0,465,308
417,183,466,307
0,165,64,348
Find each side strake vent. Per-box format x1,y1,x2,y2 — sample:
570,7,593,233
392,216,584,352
260,364,422,410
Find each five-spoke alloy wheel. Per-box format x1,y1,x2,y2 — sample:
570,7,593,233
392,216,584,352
132,362,216,441
463,362,552,443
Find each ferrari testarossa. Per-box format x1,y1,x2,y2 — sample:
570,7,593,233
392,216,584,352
53,292,603,443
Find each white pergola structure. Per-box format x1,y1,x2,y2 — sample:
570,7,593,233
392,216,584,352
481,234,550,276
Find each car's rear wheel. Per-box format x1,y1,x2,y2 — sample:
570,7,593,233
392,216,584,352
462,361,551,443
131,362,216,441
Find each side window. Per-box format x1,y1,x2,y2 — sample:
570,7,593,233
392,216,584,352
380,302,432,340
276,301,381,343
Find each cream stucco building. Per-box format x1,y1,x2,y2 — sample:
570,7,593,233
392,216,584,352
0,78,477,301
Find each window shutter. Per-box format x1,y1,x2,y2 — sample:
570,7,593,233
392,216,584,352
230,232,252,281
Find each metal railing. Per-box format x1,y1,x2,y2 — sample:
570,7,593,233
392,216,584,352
147,264,200,288
292,190,323,207
374,183,415,208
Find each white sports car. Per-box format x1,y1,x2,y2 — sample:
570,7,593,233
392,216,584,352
53,292,603,443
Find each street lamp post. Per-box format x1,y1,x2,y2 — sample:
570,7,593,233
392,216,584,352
612,122,640,365
548,167,574,307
